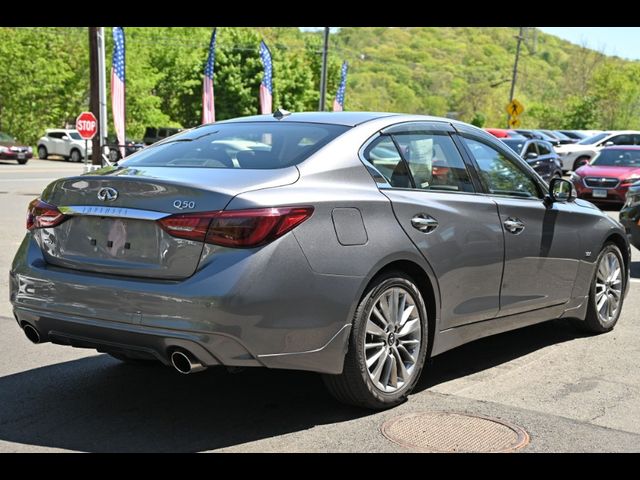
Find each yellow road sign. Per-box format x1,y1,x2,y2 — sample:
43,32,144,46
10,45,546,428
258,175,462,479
506,98,524,117
508,117,521,128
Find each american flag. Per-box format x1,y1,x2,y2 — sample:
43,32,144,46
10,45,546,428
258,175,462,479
332,61,348,112
259,40,273,114
202,28,217,124
111,27,126,158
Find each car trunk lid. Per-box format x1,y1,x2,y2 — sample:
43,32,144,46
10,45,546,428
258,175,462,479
34,166,299,279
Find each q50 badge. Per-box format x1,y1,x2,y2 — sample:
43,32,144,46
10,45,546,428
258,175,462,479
173,200,196,210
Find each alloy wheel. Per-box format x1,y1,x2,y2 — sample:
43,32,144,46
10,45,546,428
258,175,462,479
595,251,623,324
364,287,421,393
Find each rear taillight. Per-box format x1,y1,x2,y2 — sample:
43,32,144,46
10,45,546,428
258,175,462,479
158,206,314,248
26,198,68,230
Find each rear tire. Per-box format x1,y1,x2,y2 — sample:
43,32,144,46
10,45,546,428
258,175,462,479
37,146,47,159
580,243,625,333
322,271,429,410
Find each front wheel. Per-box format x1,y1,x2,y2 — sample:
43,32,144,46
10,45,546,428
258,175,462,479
70,149,82,163
322,271,429,409
581,243,626,333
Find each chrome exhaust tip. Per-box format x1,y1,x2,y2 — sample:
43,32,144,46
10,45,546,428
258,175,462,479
170,350,206,374
23,324,41,344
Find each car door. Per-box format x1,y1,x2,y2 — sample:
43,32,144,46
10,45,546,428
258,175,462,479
362,122,505,329
459,133,582,316
47,132,62,155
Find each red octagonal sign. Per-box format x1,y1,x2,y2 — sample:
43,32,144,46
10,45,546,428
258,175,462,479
76,111,98,140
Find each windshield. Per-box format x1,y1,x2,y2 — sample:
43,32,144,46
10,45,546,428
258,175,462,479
501,139,525,153
0,132,14,142
578,133,609,145
121,122,349,169
591,149,640,167
68,132,83,140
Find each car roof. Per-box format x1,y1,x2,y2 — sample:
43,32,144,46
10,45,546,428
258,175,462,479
213,111,401,127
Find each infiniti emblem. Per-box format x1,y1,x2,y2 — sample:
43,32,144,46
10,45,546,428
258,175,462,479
97,187,118,202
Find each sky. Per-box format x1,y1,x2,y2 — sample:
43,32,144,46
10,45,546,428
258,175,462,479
532,28,640,61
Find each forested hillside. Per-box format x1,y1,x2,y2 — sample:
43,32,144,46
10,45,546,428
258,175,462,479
1,27,639,145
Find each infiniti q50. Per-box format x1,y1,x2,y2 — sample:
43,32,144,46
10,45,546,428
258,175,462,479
9,112,629,409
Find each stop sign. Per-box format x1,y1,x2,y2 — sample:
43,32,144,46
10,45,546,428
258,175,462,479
75,112,98,140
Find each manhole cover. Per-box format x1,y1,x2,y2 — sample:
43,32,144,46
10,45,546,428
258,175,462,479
381,412,529,453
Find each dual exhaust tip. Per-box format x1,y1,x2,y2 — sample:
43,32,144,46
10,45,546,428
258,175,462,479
170,350,206,374
22,323,206,375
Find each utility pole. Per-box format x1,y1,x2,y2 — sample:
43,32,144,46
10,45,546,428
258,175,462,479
319,27,330,111
97,27,107,160
88,27,101,165
507,26,524,128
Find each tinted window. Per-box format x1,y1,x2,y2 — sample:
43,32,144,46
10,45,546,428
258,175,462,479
591,149,640,167
463,137,541,199
609,134,633,146
362,136,405,187
121,122,349,169
538,142,552,155
524,142,538,156
47,132,63,139
391,133,473,192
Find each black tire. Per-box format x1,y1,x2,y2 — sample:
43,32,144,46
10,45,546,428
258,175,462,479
107,352,159,365
322,271,429,410
17,158,28,165
108,148,120,163
580,243,626,333
70,149,82,163
573,156,590,171
37,145,47,159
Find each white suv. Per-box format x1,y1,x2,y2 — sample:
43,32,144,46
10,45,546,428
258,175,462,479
37,129,93,162
555,131,640,172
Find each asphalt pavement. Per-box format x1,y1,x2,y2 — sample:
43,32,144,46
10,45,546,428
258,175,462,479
1,159,639,452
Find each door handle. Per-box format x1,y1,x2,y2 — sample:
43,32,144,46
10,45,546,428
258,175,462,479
411,214,438,233
503,217,525,234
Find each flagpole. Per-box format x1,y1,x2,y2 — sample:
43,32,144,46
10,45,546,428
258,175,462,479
319,27,329,111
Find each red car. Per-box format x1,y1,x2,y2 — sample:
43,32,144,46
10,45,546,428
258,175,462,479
0,131,32,164
571,146,640,205
484,128,522,139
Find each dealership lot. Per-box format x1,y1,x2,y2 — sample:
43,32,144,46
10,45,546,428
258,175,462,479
1,159,639,452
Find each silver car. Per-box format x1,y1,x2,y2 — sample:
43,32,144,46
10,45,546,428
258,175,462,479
10,112,630,409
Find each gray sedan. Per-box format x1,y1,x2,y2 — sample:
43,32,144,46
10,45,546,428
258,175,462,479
9,112,630,410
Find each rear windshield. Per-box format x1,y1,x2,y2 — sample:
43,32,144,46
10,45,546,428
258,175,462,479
120,122,349,169
501,139,525,153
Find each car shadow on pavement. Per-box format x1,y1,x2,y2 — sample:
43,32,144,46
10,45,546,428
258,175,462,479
0,317,593,452
418,318,590,390
0,354,371,452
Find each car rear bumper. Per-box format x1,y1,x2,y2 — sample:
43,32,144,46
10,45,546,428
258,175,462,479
0,152,32,160
9,233,360,374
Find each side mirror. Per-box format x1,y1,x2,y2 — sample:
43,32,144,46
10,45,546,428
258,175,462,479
61,135,69,140
525,152,538,160
548,177,575,204
604,141,614,147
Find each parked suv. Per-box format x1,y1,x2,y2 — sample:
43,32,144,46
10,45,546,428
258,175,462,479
143,127,182,146
37,129,92,162
501,138,563,183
